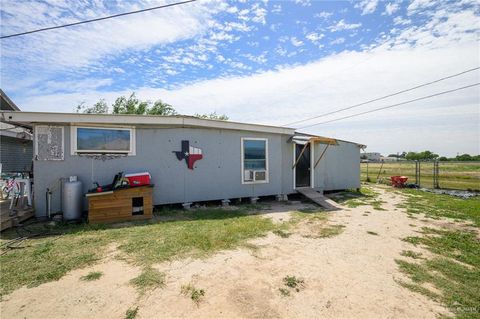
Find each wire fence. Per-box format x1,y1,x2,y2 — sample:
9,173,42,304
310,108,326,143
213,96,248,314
361,161,480,191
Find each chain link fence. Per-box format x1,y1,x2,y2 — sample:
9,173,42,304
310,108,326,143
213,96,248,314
361,161,480,191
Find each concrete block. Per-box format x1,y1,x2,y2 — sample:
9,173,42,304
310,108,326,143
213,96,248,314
249,197,259,204
221,199,230,207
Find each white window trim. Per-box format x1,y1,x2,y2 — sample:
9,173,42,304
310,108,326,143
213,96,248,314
241,137,269,184
71,125,136,156
34,125,64,161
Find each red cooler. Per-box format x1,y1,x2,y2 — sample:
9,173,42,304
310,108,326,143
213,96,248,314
125,172,151,186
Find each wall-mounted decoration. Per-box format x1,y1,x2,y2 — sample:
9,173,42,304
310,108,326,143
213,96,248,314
35,125,64,161
173,140,203,170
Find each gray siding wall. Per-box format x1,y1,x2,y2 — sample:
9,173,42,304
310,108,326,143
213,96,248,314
33,126,295,217
0,136,33,172
313,141,361,191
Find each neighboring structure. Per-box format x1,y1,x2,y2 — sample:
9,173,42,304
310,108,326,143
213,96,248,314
360,152,382,162
0,111,365,218
380,156,403,162
0,90,33,173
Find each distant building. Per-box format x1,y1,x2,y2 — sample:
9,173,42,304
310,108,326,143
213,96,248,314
361,152,382,162
380,156,403,162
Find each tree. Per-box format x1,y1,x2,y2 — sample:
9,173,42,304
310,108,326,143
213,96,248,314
76,93,228,119
438,156,449,161
76,93,177,116
112,93,177,116
456,154,473,161
405,150,439,161
194,112,229,121
76,100,108,114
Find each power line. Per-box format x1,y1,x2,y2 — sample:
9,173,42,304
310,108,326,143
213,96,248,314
0,0,197,39
297,82,480,129
283,66,480,127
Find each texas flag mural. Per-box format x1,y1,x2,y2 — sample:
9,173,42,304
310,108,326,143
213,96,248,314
173,140,203,170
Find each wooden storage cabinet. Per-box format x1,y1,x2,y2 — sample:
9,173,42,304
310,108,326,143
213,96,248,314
87,186,153,224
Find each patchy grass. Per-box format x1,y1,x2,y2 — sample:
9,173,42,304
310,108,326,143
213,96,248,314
273,229,291,238
288,208,344,239
0,206,279,296
130,267,165,294
366,231,379,236
397,189,480,227
278,287,290,297
396,189,480,318
317,224,345,238
400,250,423,259
397,228,480,318
181,283,205,306
329,187,386,210
125,307,139,319
80,271,103,281
281,275,305,294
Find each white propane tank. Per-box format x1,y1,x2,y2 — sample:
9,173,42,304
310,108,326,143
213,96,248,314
62,176,83,220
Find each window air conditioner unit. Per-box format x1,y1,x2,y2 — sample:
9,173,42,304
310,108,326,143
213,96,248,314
254,170,267,181
244,170,254,181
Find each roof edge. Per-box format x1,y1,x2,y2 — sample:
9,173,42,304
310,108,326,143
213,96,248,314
0,111,296,135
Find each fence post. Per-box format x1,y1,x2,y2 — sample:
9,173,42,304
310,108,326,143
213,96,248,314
415,161,418,186
433,161,439,189
366,161,369,182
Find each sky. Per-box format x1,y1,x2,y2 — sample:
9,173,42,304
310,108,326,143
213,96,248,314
1,0,479,157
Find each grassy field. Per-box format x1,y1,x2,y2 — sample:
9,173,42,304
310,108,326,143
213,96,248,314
361,161,480,191
394,188,480,318
0,204,328,297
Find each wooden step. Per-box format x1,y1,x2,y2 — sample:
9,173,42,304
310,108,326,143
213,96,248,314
296,188,340,211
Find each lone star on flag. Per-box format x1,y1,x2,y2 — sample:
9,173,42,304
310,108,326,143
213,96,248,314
173,140,203,170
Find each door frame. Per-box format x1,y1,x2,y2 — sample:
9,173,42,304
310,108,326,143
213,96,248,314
292,141,315,190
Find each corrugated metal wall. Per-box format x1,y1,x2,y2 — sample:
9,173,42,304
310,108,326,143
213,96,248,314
0,136,33,173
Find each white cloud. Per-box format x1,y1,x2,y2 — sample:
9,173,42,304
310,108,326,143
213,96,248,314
384,3,400,15
355,0,379,15
407,0,436,15
305,32,325,43
393,16,412,25
271,4,282,14
294,0,311,7
251,3,267,25
330,37,346,45
290,37,304,47
315,11,333,19
329,19,362,32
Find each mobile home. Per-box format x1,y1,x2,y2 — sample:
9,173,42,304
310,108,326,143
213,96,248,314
0,111,364,218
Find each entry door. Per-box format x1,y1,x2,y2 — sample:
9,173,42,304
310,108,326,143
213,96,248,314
295,143,311,188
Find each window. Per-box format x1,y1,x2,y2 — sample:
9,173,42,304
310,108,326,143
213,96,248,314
241,138,268,184
71,126,135,155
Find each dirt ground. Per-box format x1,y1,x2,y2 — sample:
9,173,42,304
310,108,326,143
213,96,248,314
1,187,452,318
